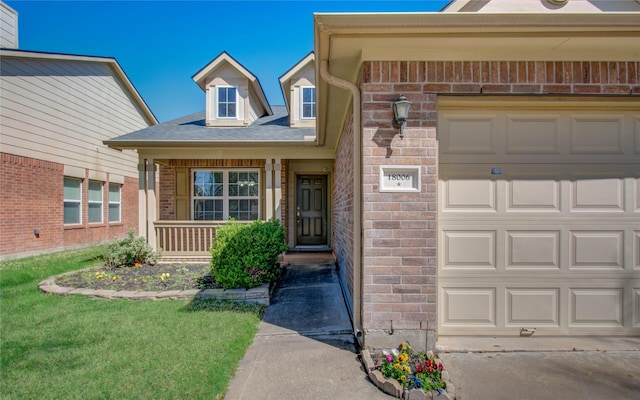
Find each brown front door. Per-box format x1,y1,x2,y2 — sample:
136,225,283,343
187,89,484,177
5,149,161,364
296,175,327,246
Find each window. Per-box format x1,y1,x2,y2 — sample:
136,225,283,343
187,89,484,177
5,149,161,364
64,177,82,225
88,180,103,223
108,183,121,223
301,86,316,119
192,170,259,221
217,86,237,118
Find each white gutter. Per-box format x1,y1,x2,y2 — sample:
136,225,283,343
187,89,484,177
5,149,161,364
319,59,363,346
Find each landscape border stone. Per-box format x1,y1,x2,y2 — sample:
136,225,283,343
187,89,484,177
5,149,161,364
38,270,272,305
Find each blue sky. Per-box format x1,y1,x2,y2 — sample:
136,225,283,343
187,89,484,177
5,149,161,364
7,1,449,122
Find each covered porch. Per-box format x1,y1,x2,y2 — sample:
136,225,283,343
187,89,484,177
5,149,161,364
136,155,335,263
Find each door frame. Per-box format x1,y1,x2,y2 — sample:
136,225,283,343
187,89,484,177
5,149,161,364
286,160,334,249
295,174,329,247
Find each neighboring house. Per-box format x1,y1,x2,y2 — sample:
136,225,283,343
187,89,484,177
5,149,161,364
107,0,640,350
0,1,18,49
0,4,157,260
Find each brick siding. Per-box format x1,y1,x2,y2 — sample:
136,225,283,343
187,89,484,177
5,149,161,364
359,60,639,348
0,153,138,260
333,112,356,305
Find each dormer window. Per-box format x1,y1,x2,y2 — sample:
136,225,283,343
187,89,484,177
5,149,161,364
301,86,316,119
217,86,237,119
194,52,272,127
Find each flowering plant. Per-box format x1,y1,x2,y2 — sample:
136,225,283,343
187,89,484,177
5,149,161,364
374,342,445,393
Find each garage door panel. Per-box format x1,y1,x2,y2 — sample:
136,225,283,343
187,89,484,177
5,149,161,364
442,231,496,269
570,117,625,154
570,231,624,270
635,289,640,327
635,178,640,212
441,116,497,155
571,177,625,211
635,117,640,153
508,180,560,211
507,289,559,326
442,288,496,326
635,231,640,270
506,231,560,269
570,288,624,327
441,179,496,211
506,116,561,154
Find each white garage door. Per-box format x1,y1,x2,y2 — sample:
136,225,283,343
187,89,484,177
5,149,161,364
437,98,640,336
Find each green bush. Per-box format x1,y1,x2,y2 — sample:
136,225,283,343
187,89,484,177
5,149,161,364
104,229,159,268
210,220,288,289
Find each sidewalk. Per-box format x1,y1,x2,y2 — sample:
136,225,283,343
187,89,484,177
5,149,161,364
224,261,393,400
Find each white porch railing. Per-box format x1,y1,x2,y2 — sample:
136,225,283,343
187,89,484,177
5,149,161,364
154,221,224,263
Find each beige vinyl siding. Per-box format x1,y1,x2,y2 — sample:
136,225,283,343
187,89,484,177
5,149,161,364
0,57,148,178
247,88,265,125
0,2,18,49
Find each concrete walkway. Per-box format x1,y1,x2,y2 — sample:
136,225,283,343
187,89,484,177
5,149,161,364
225,256,640,400
224,260,393,400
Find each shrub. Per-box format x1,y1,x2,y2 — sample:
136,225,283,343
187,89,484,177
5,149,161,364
104,229,159,268
210,220,288,289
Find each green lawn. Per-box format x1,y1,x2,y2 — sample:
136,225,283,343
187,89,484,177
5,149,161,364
1,247,262,400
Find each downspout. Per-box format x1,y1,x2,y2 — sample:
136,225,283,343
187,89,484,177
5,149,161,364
319,60,363,346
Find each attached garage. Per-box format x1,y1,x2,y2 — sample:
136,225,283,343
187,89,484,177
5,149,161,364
438,97,640,336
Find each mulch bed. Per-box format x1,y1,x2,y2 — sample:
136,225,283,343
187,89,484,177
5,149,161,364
55,263,221,292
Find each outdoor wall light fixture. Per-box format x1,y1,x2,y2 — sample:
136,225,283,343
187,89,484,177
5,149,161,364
392,94,412,138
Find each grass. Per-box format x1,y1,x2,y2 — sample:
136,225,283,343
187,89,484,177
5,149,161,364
0,246,264,400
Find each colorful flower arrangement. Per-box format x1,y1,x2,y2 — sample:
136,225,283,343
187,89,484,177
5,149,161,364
374,342,446,393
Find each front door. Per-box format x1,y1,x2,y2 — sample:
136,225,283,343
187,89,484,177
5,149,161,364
296,175,327,246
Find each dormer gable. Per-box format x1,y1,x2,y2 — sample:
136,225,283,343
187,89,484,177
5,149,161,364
192,52,272,127
279,52,315,128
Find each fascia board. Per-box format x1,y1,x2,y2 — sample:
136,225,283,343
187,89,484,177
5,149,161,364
104,139,319,150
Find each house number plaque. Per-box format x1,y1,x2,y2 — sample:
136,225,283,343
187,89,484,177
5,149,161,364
379,166,420,193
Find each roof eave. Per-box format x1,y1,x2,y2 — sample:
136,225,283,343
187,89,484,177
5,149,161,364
314,12,640,151
104,138,319,150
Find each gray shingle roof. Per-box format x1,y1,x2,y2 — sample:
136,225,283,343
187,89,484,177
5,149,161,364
106,105,315,148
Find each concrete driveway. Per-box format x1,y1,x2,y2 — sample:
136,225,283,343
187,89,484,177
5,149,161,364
438,337,640,400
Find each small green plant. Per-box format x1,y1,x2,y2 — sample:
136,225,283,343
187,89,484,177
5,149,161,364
210,220,288,289
104,229,159,268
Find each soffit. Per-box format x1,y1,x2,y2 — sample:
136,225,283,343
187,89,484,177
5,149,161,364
314,12,640,151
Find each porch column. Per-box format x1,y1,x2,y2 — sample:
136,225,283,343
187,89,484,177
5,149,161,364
146,159,157,251
265,159,274,220
274,158,282,221
138,160,147,238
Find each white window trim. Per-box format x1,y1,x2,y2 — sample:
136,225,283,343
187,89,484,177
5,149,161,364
191,169,260,221
108,182,122,223
300,86,316,120
63,177,82,226
88,180,104,224
216,86,238,119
